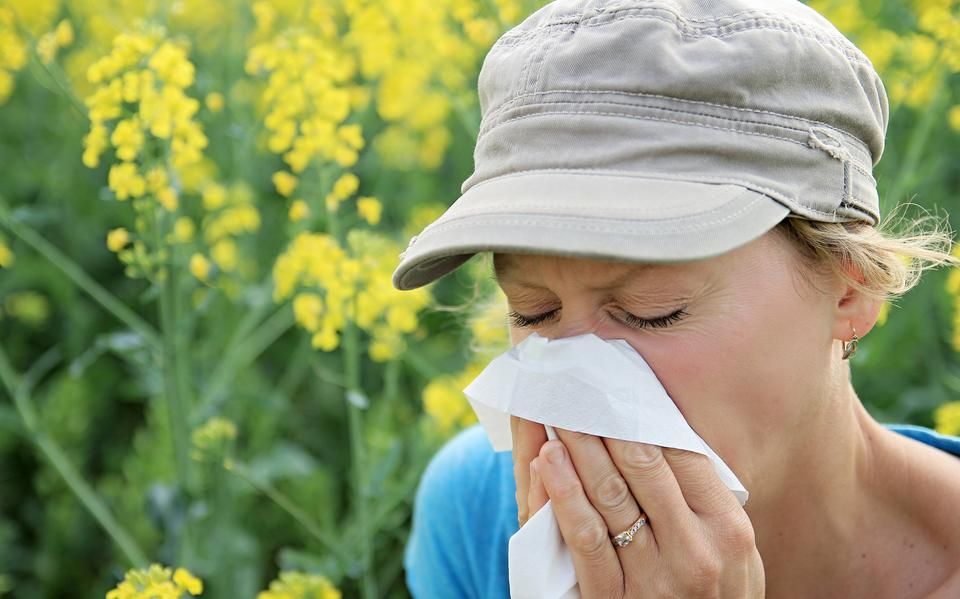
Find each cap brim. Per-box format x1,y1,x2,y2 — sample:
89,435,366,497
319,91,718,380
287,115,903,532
392,171,790,290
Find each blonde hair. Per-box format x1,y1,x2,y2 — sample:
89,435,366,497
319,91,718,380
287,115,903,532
774,208,959,302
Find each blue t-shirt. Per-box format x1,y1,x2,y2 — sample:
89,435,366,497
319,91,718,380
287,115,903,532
404,423,960,598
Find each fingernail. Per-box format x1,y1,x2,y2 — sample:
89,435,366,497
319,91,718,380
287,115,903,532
544,443,565,465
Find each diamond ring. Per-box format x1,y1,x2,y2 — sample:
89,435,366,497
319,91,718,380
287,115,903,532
611,513,648,548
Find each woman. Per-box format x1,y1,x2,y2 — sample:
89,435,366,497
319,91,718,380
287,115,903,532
392,0,960,596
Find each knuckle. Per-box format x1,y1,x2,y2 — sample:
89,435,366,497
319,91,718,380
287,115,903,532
715,511,758,556
551,476,584,502
569,520,610,558
662,446,708,468
621,442,665,473
593,471,631,511
684,552,722,590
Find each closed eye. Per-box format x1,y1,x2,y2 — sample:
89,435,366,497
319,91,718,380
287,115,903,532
507,307,688,330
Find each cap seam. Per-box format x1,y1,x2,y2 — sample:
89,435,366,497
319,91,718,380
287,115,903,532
581,8,871,66
479,108,876,179
452,168,873,221
483,90,872,157
479,99,875,170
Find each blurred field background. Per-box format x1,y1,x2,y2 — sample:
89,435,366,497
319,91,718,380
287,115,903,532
0,0,958,596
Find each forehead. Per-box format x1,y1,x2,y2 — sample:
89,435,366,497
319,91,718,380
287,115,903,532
492,252,653,289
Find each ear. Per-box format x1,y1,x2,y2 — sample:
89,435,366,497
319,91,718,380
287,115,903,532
831,278,884,343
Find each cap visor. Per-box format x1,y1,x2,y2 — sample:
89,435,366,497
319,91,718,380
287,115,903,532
392,171,790,290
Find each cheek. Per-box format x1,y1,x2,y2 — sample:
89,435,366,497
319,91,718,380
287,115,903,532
625,279,829,469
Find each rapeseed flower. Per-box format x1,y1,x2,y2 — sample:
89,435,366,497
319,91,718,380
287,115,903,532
935,401,960,436
273,230,430,360
191,417,237,462
356,196,382,225
256,570,341,599
0,7,28,105
288,199,310,222
107,227,131,252
105,563,203,599
0,236,14,268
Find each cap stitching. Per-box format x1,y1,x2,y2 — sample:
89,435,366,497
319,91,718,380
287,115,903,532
452,168,875,221
484,90,874,147
481,98,874,169
482,108,876,179
581,8,871,66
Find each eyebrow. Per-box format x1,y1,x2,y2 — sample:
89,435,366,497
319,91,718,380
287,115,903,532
492,254,652,291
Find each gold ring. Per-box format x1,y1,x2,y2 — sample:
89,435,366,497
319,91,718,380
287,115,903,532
611,513,648,548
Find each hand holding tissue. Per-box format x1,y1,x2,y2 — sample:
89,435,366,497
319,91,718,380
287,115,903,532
462,332,749,599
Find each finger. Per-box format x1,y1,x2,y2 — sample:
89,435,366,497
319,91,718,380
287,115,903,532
554,428,648,548
512,416,547,527
604,439,700,548
527,458,549,521
538,440,624,597
661,448,743,516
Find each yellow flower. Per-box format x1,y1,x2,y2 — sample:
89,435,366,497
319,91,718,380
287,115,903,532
110,117,145,162
191,417,237,462
82,122,109,168
934,401,960,436
293,293,324,332
190,253,212,282
204,91,224,113
145,167,169,193
356,196,382,225
4,291,50,327
949,105,960,132
157,187,179,211
211,239,238,272
272,171,297,197
0,239,14,268
106,563,204,599
331,172,359,200
256,570,341,599
148,41,195,88
107,163,146,200
876,301,890,327
54,19,74,46
288,199,310,222
106,227,131,252
173,217,195,243
173,568,203,595
422,364,481,434
202,183,228,210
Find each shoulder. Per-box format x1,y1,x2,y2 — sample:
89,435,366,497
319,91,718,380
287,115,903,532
885,424,960,457
404,424,517,599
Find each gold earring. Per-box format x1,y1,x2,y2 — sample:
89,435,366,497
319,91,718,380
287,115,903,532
841,326,859,360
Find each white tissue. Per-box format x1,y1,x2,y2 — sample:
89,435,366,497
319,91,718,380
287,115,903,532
462,332,748,599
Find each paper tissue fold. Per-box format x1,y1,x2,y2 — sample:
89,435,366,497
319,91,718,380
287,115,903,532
462,332,748,599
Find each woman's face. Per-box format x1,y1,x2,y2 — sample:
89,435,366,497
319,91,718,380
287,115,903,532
493,229,842,488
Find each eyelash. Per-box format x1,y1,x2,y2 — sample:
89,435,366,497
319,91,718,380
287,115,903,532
507,307,688,330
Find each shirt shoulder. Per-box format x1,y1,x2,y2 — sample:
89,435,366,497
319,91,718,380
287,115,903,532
404,424,518,599
885,423,960,457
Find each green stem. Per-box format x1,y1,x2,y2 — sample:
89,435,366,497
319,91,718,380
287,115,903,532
226,460,351,564
194,306,295,419
19,24,88,122
155,213,192,495
0,346,148,567
342,319,377,599
0,202,161,351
